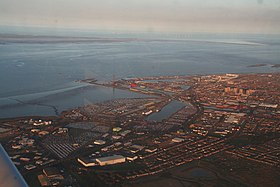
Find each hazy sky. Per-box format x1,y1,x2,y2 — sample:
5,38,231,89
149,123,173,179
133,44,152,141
0,0,280,34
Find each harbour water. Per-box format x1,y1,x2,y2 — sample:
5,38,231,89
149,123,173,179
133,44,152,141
146,101,186,122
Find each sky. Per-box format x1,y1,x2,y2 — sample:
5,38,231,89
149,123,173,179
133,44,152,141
0,0,280,34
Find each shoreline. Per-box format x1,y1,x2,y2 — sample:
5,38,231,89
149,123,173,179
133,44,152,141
1,72,280,120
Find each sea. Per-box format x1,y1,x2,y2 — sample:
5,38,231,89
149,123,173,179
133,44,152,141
0,27,279,118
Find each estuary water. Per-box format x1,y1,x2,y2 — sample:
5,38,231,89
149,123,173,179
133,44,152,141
0,32,279,118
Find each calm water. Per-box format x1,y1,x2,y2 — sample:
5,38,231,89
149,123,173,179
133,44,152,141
0,33,279,118
0,83,148,118
146,101,186,122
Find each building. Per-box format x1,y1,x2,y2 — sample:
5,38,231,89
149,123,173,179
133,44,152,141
78,155,126,167
43,167,64,180
129,144,145,153
112,135,121,140
225,87,255,96
142,110,153,115
37,174,51,187
126,155,138,161
172,137,184,143
94,140,106,145
112,127,122,132
120,130,131,137
38,131,49,136
77,157,98,167
96,155,126,166
145,147,158,153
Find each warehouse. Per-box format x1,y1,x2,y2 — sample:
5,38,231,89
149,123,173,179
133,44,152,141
96,155,126,166
77,157,98,167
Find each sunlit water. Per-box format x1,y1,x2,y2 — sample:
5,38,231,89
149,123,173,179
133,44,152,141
0,33,279,118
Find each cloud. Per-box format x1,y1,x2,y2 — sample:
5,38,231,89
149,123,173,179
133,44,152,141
0,0,279,34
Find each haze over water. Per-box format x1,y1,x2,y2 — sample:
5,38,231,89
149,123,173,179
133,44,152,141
0,30,279,118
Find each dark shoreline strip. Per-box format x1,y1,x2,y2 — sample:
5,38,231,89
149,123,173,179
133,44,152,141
8,98,59,116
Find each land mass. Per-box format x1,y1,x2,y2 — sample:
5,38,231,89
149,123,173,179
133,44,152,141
1,73,280,187
247,63,280,68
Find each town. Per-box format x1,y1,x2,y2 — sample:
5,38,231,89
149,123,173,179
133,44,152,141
0,73,279,187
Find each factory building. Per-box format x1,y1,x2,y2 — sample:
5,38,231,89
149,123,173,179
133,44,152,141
78,155,126,167
96,155,126,166
77,157,98,167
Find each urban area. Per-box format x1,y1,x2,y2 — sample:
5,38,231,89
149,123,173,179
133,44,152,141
0,73,279,187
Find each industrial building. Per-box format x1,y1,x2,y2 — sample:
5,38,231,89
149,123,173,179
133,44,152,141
77,157,98,167
96,155,126,166
78,155,126,167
